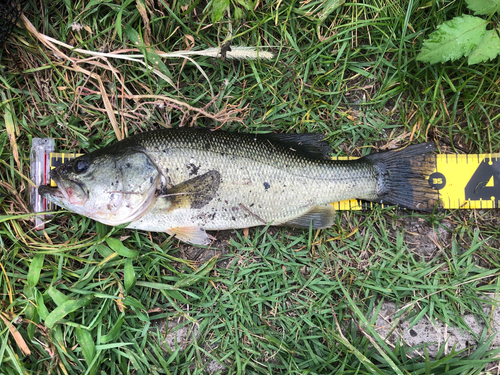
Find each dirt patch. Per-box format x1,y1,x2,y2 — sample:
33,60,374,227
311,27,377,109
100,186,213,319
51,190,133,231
398,215,454,259
151,318,226,374
373,297,500,359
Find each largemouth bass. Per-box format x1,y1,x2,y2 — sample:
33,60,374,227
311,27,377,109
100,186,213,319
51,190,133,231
38,128,438,245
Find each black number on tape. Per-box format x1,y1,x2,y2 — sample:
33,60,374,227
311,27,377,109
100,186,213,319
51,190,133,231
428,172,446,190
464,158,500,202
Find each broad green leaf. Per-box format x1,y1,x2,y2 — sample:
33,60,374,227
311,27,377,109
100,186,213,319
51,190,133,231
95,244,114,258
23,285,36,320
36,115,55,127
115,10,123,40
135,281,191,303
417,15,487,64
124,24,172,80
465,0,500,15
105,238,139,258
174,256,217,289
75,327,96,374
124,259,136,293
27,322,36,340
316,0,345,22
122,296,149,322
96,222,111,237
211,0,229,23
84,0,112,9
35,289,50,320
122,296,145,310
468,29,500,64
101,313,125,344
45,294,94,329
52,325,65,348
125,23,145,47
47,286,69,306
235,0,252,10
144,50,174,84
27,254,44,288
234,6,244,21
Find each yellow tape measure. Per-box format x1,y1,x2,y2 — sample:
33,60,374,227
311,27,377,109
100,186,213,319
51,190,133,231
48,152,500,210
433,153,500,209
50,152,82,171
333,153,500,210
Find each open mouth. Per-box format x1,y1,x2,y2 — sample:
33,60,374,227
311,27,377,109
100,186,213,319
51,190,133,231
38,169,64,199
37,166,89,207
38,184,65,199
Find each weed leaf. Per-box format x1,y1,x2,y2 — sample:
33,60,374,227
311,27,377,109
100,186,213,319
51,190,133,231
212,0,229,23
115,9,123,40
316,0,345,22
105,237,139,258
35,289,49,320
27,254,44,288
124,258,136,292
417,15,487,64
95,244,114,258
235,0,252,10
124,24,172,80
47,286,70,306
233,6,244,21
75,327,97,374
101,313,125,344
468,29,500,64
465,0,500,15
84,0,112,9
174,256,217,289
45,294,94,329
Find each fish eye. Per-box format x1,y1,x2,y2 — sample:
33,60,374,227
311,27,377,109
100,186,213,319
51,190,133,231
73,158,90,174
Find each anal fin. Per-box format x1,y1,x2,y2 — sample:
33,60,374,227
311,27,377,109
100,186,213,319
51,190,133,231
166,226,215,245
281,205,336,229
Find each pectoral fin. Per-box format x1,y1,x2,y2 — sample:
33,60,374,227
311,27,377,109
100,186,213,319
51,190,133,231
166,226,215,245
281,205,336,229
164,170,221,210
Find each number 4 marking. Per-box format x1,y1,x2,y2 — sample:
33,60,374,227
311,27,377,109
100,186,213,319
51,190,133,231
464,158,500,205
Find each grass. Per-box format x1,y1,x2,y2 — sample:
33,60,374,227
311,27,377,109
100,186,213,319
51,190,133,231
1,0,500,373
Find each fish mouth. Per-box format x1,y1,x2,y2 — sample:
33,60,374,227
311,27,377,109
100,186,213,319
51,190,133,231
38,184,65,199
38,169,87,205
38,170,68,201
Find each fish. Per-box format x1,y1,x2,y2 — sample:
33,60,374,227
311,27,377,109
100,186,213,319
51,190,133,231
38,128,439,245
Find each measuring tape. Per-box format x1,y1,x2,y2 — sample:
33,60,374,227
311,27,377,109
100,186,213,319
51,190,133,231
30,140,500,229
336,153,500,210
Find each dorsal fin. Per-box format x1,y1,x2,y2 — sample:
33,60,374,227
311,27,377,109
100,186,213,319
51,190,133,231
261,133,332,159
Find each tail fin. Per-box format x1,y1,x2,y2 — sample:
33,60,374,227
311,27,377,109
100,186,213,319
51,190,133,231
365,143,439,211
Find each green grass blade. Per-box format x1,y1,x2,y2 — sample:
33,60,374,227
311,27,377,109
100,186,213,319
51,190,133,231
45,294,94,329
